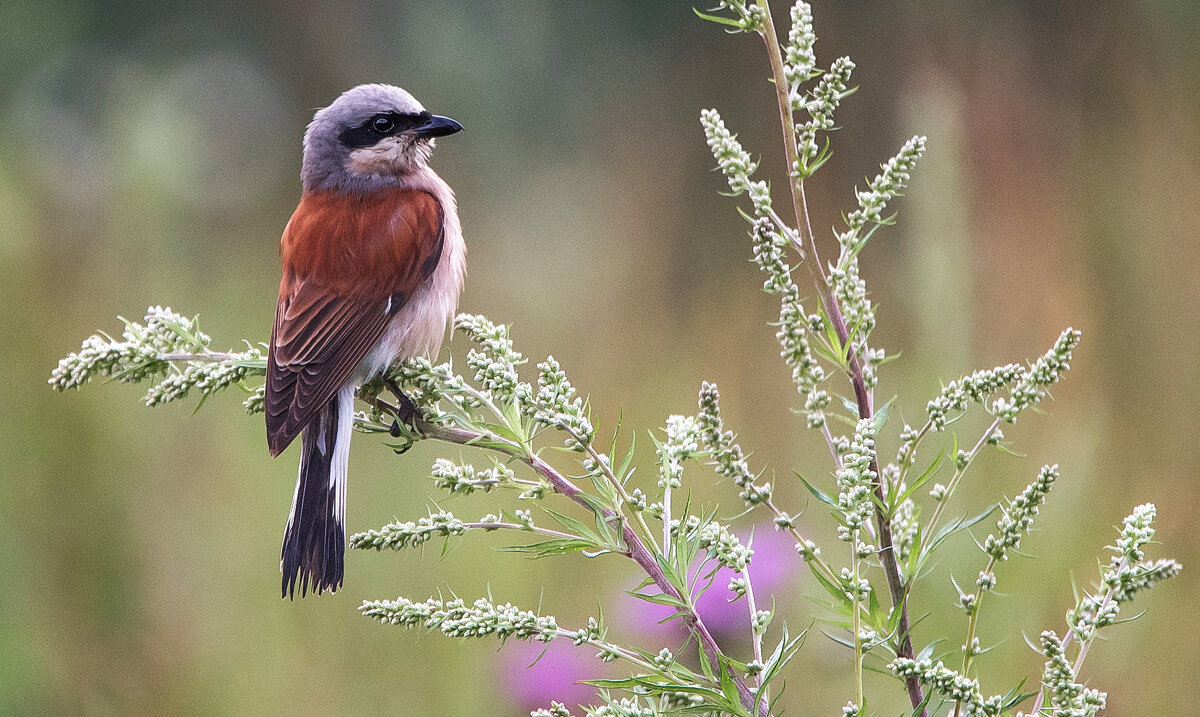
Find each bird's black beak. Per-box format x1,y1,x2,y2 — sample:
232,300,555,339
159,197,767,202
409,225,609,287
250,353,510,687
413,114,464,138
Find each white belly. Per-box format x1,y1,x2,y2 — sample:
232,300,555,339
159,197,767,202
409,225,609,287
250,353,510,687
355,166,466,382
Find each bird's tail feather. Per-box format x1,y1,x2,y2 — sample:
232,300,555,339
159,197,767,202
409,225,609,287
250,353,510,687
281,385,353,598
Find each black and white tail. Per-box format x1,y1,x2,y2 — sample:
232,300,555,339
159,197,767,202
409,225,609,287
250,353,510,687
281,385,353,598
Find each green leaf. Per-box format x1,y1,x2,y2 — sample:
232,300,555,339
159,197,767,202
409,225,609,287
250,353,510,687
692,8,745,28
496,538,596,558
796,473,837,509
920,505,1000,564
872,394,897,432
809,563,851,605
627,589,687,610
899,451,945,504
542,508,600,543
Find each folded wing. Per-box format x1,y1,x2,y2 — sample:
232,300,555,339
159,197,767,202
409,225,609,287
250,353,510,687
266,188,444,456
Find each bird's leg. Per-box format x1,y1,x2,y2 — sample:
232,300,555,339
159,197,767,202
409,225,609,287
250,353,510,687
386,380,419,434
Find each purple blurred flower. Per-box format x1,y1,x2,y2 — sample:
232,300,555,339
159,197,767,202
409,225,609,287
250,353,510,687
615,523,801,643
497,636,603,714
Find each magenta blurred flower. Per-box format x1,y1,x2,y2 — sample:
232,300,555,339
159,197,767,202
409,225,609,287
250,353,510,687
496,636,603,714
615,523,801,643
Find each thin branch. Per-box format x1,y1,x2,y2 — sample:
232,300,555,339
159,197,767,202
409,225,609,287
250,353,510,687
741,565,769,710
921,417,1002,548
462,522,580,541
756,3,926,712
410,415,767,716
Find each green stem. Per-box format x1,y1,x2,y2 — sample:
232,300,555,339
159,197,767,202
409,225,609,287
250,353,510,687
757,3,925,712
462,522,580,541
851,534,865,713
408,414,766,715
921,417,1002,549
955,553,997,717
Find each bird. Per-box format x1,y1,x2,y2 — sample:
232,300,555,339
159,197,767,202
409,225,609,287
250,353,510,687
265,84,465,598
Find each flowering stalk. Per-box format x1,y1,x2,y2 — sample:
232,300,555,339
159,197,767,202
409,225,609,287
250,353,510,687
918,329,1080,566
1026,504,1181,716
48,306,266,413
741,566,767,693
398,411,766,715
750,2,927,710
952,466,1058,717
696,382,839,587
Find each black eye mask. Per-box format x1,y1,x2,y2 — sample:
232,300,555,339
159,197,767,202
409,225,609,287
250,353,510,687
338,111,432,149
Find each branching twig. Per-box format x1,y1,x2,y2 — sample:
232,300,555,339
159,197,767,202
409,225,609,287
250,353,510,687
410,415,767,715
756,3,926,712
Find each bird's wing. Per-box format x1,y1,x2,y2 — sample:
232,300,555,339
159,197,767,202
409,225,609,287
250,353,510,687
265,188,445,456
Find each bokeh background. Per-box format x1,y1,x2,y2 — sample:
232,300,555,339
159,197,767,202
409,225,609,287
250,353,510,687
2,1,1197,714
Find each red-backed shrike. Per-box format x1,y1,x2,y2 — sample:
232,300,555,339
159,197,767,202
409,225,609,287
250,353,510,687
266,84,465,598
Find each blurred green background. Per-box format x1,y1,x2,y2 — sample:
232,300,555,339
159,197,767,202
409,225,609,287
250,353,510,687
2,0,1196,714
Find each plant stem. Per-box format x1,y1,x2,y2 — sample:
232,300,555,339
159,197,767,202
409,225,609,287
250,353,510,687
921,417,1002,550
955,553,998,717
411,416,767,716
461,522,580,541
756,3,926,712
743,566,765,691
851,535,865,713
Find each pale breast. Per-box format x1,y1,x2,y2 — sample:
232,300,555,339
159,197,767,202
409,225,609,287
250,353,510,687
357,166,466,381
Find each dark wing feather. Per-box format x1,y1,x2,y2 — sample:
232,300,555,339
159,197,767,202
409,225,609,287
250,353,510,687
266,188,445,456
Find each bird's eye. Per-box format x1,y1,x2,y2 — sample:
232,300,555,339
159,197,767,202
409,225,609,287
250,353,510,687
371,116,395,133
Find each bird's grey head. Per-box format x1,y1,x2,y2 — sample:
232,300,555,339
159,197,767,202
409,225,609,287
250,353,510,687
300,83,463,193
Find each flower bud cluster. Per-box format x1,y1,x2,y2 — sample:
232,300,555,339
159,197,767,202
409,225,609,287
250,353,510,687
243,385,266,415
728,576,747,598
431,458,516,496
657,414,699,490
652,647,675,669
393,357,481,416
1038,631,1107,717
700,108,758,196
835,418,878,542
1114,502,1157,564
751,217,794,295
892,497,918,563
359,595,559,643
783,2,818,103
752,609,772,634
839,135,926,245
349,509,468,551
711,0,767,32
691,520,753,572
992,328,1081,422
570,617,601,646
889,658,1001,716
778,290,829,413
533,356,594,450
926,364,1023,431
696,382,772,506
795,56,854,165
455,314,528,402
50,306,263,409
588,697,656,717
839,568,870,601
806,56,854,132
530,703,573,717
983,464,1057,566
828,261,874,353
